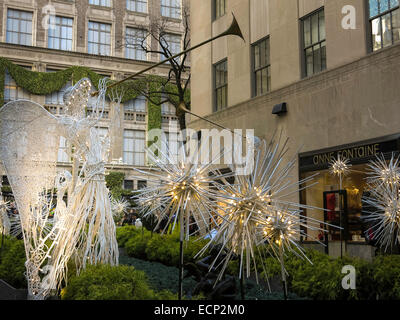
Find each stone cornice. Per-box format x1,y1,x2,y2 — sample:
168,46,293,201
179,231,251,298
0,42,190,74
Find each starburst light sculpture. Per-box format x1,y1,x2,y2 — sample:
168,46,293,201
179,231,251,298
196,137,330,290
363,154,400,250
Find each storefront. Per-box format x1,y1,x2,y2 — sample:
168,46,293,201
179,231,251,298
298,134,400,260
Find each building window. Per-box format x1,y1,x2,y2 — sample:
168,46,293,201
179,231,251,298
2,176,10,186
4,69,31,103
137,180,147,189
96,127,109,140
124,180,134,190
48,16,73,51
6,9,33,46
214,60,228,112
58,136,70,163
45,82,71,106
126,0,147,13
125,96,146,112
302,8,326,77
161,99,176,115
126,27,147,60
252,37,271,96
160,33,181,63
214,0,226,20
162,131,179,163
88,21,111,56
45,70,71,107
161,0,181,19
123,130,145,166
369,0,400,51
89,0,111,7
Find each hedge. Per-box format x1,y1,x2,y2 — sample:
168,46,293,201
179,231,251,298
117,226,400,300
0,236,27,289
117,226,210,267
61,264,176,300
0,57,191,134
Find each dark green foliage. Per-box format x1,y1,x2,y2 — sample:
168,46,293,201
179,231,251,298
259,249,400,300
105,171,125,200
105,171,125,190
0,186,12,194
61,264,168,300
118,226,210,267
125,232,152,260
119,254,302,300
371,254,400,299
0,236,27,289
119,255,194,297
116,225,141,247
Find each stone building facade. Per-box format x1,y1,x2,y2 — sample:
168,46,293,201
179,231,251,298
189,0,400,259
0,0,189,192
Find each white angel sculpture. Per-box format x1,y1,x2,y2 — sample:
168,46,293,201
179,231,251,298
0,78,118,299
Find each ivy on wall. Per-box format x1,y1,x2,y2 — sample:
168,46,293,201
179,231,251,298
0,57,190,133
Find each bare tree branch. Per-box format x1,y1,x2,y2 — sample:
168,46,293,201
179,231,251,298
121,3,191,130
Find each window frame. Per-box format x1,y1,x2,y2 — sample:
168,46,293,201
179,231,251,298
87,21,112,56
213,59,228,112
300,7,327,78
47,16,74,51
123,129,146,166
4,66,31,103
368,0,400,52
125,27,147,60
6,8,33,46
213,0,227,21
160,33,182,63
89,0,112,8
124,180,134,190
126,0,147,13
161,0,182,19
252,36,271,97
137,180,147,190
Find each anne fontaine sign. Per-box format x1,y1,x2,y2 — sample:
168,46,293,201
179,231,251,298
299,136,400,172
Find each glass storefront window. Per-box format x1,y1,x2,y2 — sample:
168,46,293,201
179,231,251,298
300,163,377,243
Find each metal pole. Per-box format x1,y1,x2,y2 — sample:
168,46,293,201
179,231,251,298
0,180,4,261
240,260,245,300
178,211,184,300
0,226,4,261
279,243,288,300
339,174,342,259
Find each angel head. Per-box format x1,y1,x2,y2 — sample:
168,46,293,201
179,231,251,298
63,77,108,121
63,78,91,119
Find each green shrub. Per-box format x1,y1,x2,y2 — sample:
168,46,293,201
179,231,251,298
258,249,400,300
116,226,141,247
61,264,159,300
118,225,400,300
0,236,27,289
120,225,209,267
119,255,196,296
372,254,400,300
145,234,179,266
286,250,346,300
125,233,152,260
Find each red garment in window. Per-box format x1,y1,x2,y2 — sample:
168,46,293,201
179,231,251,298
326,193,336,221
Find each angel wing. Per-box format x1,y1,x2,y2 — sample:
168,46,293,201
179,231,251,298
0,100,60,226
